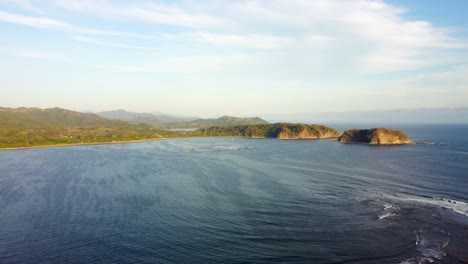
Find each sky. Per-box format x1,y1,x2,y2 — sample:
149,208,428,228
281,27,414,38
1,0,467,118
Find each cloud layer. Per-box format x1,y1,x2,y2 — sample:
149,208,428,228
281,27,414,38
2,1,465,72
0,0,467,114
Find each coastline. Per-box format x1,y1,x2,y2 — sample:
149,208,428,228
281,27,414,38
0,135,340,151
0,138,170,151
0,136,252,151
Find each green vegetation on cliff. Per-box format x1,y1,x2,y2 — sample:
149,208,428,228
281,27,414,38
198,123,340,139
338,128,412,145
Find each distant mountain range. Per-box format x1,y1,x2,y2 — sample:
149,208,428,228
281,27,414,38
1,107,132,128
96,109,197,126
96,109,269,128
168,115,269,128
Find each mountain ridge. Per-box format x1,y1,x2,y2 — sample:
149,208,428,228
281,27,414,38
170,115,269,128
97,109,196,126
97,109,269,128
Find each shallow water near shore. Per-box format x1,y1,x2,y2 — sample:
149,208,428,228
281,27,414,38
0,124,467,263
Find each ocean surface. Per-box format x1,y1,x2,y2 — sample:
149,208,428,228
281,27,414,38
0,124,467,264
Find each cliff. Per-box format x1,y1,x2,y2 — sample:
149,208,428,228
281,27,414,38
200,123,340,139
338,128,412,145
276,125,340,139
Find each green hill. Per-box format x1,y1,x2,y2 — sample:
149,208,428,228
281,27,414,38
1,107,130,127
198,123,340,139
97,109,196,126
0,107,169,148
170,115,269,128
97,110,269,128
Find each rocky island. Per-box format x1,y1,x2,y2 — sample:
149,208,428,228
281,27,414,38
338,128,412,145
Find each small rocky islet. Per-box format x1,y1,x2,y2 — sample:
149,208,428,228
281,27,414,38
338,128,413,145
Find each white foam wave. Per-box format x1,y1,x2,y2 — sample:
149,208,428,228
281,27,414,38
377,202,399,220
185,146,252,153
400,229,449,264
214,146,252,152
378,212,396,220
392,195,468,217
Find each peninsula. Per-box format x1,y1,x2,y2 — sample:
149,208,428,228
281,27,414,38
200,123,340,139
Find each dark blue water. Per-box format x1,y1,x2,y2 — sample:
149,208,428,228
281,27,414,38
0,125,467,263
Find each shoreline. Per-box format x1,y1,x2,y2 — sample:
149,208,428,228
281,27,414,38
0,136,340,151
0,138,170,151
0,136,250,151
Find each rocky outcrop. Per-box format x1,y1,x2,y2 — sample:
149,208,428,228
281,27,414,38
277,126,341,139
199,123,340,139
338,128,412,145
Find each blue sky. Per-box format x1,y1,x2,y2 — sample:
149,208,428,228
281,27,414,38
1,0,467,117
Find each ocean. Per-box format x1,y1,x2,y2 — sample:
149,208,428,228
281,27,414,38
0,124,467,263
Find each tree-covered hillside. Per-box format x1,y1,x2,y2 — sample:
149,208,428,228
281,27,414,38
97,109,268,128
171,115,269,128
0,107,339,149
0,107,175,148
97,109,196,126
198,123,340,139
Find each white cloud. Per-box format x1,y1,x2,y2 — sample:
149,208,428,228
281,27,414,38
3,0,44,14
52,0,230,29
182,32,292,49
0,10,151,38
72,35,159,51
409,65,468,93
0,10,292,50
125,3,228,29
98,54,256,74
15,51,67,60
228,1,466,72
302,35,331,47
1,0,467,73
53,1,466,71
352,64,468,109
0,10,67,29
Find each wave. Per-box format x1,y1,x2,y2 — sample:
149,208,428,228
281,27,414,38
185,145,253,153
377,202,399,220
378,212,396,220
383,203,393,210
400,229,449,264
402,195,467,217
213,146,252,152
